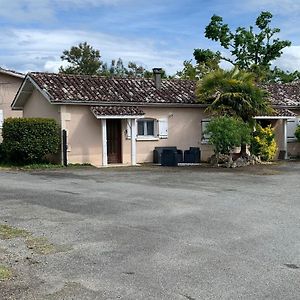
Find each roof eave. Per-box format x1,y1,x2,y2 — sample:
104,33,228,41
49,101,207,108
94,115,144,119
254,116,296,119
11,75,53,109
0,69,25,79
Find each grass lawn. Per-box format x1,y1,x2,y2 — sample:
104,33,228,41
0,265,12,281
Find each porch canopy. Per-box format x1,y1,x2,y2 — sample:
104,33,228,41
91,106,145,166
254,108,296,159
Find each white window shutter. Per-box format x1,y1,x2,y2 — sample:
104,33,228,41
158,118,168,139
126,120,131,139
287,119,297,140
0,110,3,128
154,120,159,137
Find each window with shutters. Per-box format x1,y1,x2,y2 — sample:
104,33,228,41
126,118,168,140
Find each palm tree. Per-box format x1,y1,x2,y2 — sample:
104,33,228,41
197,67,272,154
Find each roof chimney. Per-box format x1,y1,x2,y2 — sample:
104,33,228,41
152,68,162,89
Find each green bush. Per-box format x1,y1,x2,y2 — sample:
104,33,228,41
250,124,277,161
295,125,300,142
205,116,252,155
1,118,60,164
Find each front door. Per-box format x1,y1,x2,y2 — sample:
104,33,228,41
107,119,122,164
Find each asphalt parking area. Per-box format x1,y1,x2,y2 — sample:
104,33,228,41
0,162,300,299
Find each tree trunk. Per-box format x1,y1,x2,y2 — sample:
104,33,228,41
240,143,247,157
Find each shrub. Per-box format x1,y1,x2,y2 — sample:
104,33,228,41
1,118,60,164
295,125,300,142
251,124,277,161
205,116,252,155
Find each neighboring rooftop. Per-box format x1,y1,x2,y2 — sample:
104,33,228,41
29,72,197,105
0,67,24,79
265,81,300,107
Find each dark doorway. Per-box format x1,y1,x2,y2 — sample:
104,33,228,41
107,119,122,164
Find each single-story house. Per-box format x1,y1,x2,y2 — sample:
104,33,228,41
0,68,24,139
11,69,300,166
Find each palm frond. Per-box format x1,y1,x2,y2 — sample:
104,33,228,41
196,67,271,122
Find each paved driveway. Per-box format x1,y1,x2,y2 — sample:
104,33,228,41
0,163,300,299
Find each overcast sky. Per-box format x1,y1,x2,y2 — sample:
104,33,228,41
0,0,300,75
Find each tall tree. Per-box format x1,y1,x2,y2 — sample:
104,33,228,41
177,49,220,80
200,11,291,70
266,67,300,83
59,42,102,75
176,60,199,80
193,48,220,69
127,62,145,77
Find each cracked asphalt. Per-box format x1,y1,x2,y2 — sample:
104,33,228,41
0,162,300,299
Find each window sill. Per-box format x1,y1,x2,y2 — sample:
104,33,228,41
137,136,159,141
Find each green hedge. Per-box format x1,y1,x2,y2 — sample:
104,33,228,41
1,118,60,164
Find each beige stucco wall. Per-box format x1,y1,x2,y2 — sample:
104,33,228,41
0,73,23,119
21,96,214,167
23,89,60,123
62,105,103,166
61,105,300,166
61,106,213,167
0,73,23,141
122,107,213,164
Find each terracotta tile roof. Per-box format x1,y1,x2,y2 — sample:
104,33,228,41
264,82,300,107
91,106,145,117
29,72,197,105
274,108,297,117
25,72,300,109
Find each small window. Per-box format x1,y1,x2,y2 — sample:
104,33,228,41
201,119,211,143
137,119,155,136
287,118,300,141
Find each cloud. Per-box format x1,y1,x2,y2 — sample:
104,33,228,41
0,28,184,74
61,0,132,6
245,0,300,15
0,0,136,22
2,27,298,75
0,1,54,22
235,0,300,16
273,46,300,72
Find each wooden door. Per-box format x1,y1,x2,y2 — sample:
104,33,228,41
107,119,122,164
